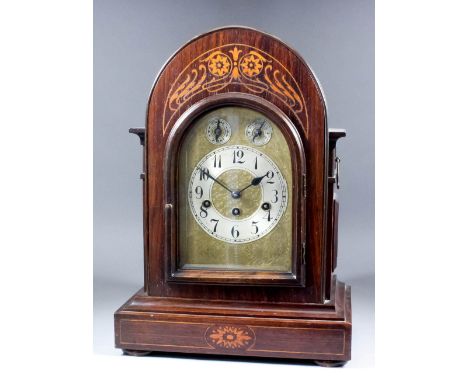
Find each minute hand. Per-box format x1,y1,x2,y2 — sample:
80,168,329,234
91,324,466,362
238,173,268,194
198,168,234,193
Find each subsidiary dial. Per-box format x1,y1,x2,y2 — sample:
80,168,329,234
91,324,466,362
245,119,272,146
206,118,232,145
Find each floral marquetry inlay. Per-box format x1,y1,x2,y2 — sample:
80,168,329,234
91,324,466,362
163,44,308,135
205,325,255,350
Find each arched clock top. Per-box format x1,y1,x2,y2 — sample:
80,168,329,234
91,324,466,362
147,26,327,143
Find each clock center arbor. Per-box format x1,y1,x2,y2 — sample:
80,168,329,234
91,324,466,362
115,27,351,365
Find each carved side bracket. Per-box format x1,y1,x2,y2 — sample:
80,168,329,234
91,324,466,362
129,127,145,145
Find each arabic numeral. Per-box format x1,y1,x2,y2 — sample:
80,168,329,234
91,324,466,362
195,186,203,199
213,154,221,168
233,149,245,164
271,189,279,203
266,170,275,184
251,221,259,234
231,225,240,238
210,219,219,232
199,168,210,181
200,205,208,218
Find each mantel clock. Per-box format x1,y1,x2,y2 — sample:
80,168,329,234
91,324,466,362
115,27,351,366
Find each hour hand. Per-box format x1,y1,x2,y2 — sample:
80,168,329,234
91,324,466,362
238,173,268,194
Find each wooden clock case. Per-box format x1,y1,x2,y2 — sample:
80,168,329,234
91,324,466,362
115,26,351,366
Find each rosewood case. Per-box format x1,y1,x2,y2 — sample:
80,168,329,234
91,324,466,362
115,26,351,365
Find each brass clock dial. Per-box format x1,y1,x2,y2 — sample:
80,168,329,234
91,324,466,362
188,145,288,243
178,106,293,271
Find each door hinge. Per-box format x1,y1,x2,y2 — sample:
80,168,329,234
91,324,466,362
302,242,306,264
335,156,341,189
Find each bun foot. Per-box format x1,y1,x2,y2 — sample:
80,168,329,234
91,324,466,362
314,360,347,367
122,349,152,357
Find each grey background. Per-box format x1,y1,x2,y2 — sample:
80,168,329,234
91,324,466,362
94,0,374,367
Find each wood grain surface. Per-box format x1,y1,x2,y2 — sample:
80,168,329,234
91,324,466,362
118,26,351,364
146,26,327,302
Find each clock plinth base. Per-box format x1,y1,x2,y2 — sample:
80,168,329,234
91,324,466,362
114,277,351,364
